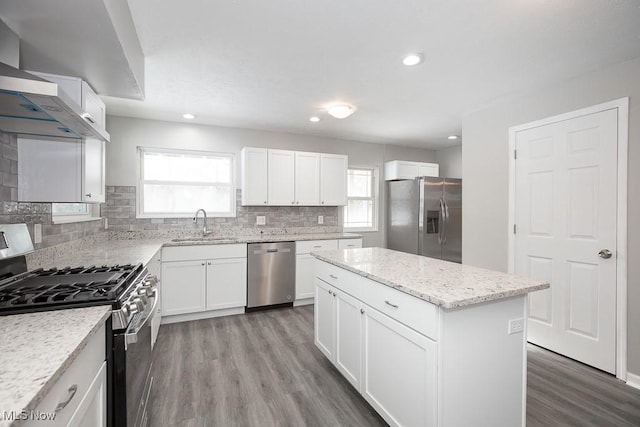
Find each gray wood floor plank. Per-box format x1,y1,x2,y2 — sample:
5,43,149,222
149,305,640,427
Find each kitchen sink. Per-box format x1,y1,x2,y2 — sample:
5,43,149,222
171,237,238,243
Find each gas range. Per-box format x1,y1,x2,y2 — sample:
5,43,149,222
0,263,157,330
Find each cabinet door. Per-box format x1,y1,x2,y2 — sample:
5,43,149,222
338,238,363,249
241,147,268,205
161,261,206,316
314,278,336,361
418,163,439,178
82,81,106,129
362,307,437,427
295,253,315,300
335,290,362,390
320,153,347,205
206,258,247,310
67,362,107,427
294,151,320,205
82,138,105,203
17,138,81,202
267,149,295,205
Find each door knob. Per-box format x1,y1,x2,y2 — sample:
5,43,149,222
598,249,612,259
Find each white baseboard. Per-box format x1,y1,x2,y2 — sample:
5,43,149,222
626,372,640,390
160,307,245,324
294,297,314,307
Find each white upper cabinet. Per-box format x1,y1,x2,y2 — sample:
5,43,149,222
294,151,320,205
241,147,268,205
241,148,347,206
267,149,296,205
17,137,105,203
384,160,439,181
320,153,348,205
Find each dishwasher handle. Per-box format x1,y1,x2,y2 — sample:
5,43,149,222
252,248,292,255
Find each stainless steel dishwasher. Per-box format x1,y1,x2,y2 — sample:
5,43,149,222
247,241,296,309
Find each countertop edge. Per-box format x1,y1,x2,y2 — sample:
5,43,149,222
311,252,550,308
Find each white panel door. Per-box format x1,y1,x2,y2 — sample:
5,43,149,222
295,253,315,300
515,109,618,373
335,289,363,390
314,278,336,361
241,147,268,205
206,258,247,310
267,149,295,205
320,153,347,205
161,260,206,316
82,138,105,203
294,151,320,205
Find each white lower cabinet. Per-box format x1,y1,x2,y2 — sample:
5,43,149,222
295,253,316,300
27,324,106,427
161,244,247,322
334,288,363,389
314,278,336,360
362,306,436,427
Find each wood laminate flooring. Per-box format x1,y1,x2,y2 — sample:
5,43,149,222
149,305,640,427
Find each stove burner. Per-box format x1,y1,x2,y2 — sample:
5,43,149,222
0,263,143,314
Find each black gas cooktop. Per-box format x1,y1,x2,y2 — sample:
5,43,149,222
0,263,143,315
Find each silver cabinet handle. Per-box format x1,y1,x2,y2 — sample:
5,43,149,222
55,384,78,412
85,193,92,197
442,199,450,245
328,289,331,295
313,245,322,248
207,261,212,265
321,201,325,204
438,198,445,245
360,309,364,314
333,292,337,297
292,201,295,204
598,249,612,259
201,262,205,266
264,201,267,204
329,274,338,279
385,300,399,309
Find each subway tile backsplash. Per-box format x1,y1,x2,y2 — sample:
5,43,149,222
102,186,340,232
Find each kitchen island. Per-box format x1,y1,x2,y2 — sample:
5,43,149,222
311,247,549,427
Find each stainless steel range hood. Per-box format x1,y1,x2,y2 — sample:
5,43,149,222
0,62,110,141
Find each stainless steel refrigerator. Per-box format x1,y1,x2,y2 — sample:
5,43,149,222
386,177,462,263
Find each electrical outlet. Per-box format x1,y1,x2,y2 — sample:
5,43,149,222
104,218,108,229
508,318,524,335
33,224,42,244
318,215,324,225
256,216,266,225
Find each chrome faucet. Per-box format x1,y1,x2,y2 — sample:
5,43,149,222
193,209,211,236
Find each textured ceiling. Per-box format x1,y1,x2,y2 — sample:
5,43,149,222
4,1,640,148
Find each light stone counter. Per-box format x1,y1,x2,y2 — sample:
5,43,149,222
0,306,111,427
311,247,549,308
26,231,361,270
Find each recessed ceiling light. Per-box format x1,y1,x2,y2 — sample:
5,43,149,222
327,104,355,119
183,113,195,119
402,53,423,66
447,135,459,140
309,116,321,122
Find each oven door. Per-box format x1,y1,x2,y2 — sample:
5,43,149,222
113,293,157,427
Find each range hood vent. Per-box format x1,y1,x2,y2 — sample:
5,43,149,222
0,62,109,142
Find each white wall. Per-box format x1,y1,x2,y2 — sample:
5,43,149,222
436,145,462,179
105,116,436,247
461,56,640,376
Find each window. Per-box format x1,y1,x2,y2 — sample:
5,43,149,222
138,147,236,218
343,167,378,231
52,203,100,223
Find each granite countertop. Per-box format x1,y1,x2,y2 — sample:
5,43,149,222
0,306,112,427
311,247,549,309
26,232,362,270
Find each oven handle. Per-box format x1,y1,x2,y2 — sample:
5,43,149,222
125,294,158,348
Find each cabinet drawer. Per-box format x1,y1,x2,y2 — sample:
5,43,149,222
361,280,439,340
296,239,338,254
315,260,363,299
338,239,362,249
162,243,247,261
27,323,106,427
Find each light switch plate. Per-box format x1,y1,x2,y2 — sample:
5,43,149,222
104,218,108,229
318,215,324,225
33,223,42,244
256,216,266,225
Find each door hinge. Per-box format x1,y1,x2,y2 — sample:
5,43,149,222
514,150,517,160
513,224,517,234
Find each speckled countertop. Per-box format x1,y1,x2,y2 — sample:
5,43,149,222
0,306,112,427
311,247,549,309
26,231,362,270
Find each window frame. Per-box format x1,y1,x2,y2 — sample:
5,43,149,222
136,146,236,219
52,203,101,224
343,166,379,232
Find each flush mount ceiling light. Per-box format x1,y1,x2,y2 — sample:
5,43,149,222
327,104,355,119
309,116,321,122
402,53,423,66
447,135,459,140
183,113,195,119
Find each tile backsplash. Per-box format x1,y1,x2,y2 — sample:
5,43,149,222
102,186,340,232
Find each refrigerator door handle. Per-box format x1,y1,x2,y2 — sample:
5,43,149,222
442,199,450,244
438,198,445,245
